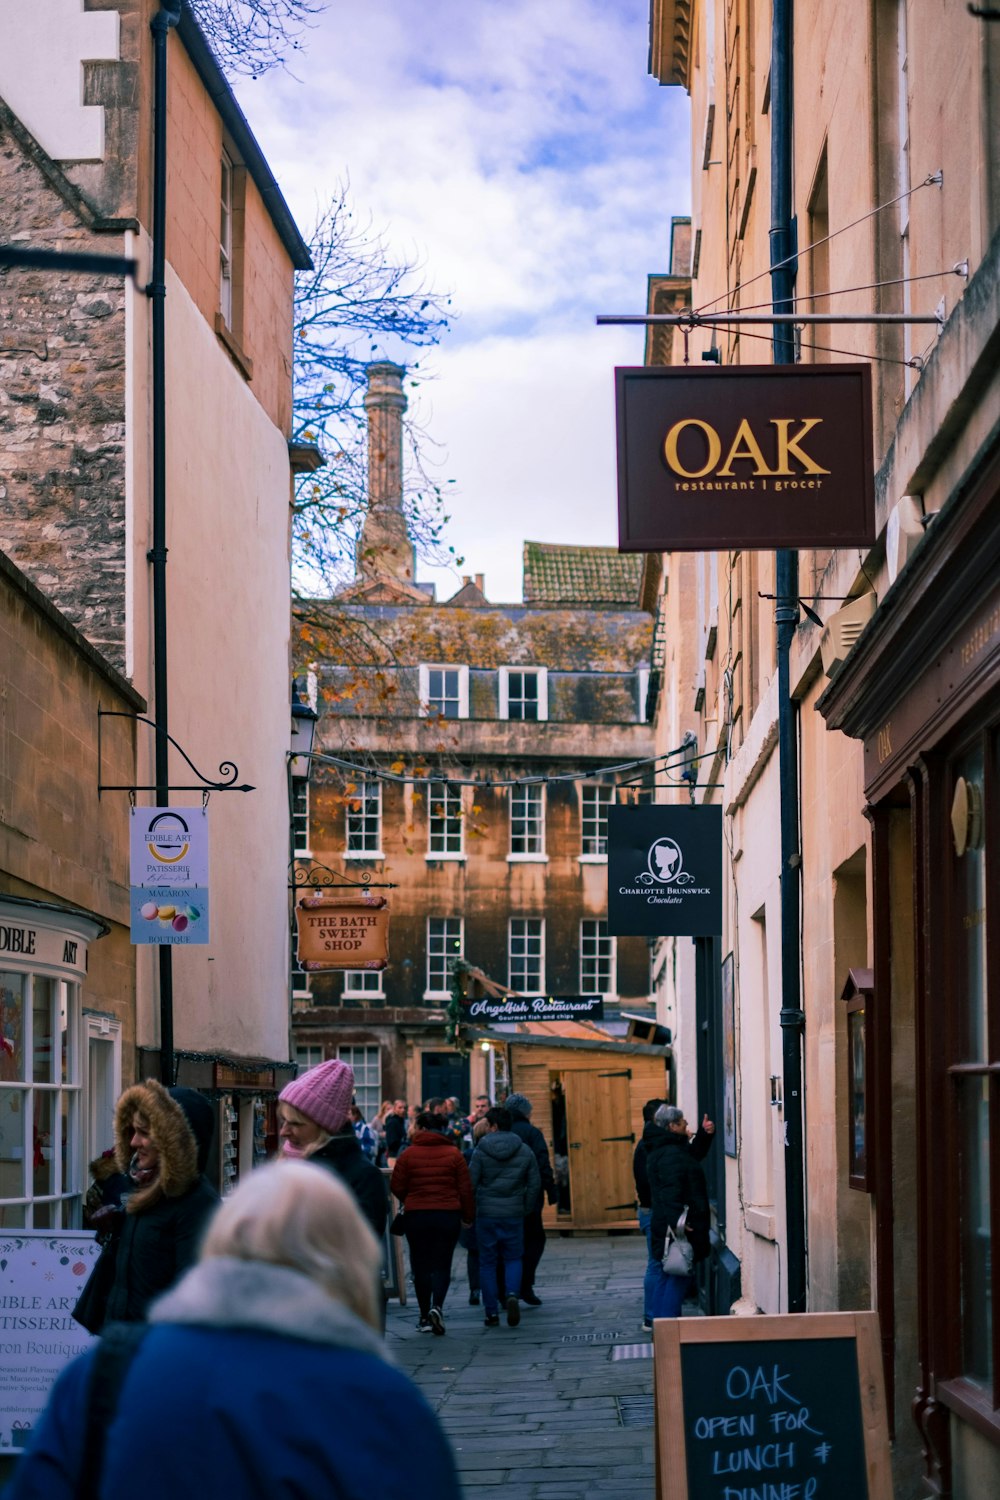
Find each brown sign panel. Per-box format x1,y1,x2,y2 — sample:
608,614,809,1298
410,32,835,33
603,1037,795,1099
295,892,389,972
616,363,875,551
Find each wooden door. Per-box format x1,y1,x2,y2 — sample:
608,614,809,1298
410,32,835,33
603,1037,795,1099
563,1068,636,1227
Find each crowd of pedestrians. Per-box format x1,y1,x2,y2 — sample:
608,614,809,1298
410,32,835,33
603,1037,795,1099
10,1056,713,1497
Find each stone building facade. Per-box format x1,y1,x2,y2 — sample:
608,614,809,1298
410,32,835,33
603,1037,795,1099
0,2,309,1189
646,2,1000,1494
293,365,656,1116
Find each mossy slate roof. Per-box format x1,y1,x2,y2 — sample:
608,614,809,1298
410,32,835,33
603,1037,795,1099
522,542,643,605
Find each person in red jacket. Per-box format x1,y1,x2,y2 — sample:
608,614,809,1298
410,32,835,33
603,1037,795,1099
390,1111,474,1335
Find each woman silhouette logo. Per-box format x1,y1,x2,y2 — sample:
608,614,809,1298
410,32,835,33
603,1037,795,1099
647,837,692,884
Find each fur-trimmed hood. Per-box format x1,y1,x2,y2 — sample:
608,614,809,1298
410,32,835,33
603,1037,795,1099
115,1079,214,1214
149,1256,388,1363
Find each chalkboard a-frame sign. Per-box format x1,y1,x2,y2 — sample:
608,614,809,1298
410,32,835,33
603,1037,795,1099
653,1312,892,1500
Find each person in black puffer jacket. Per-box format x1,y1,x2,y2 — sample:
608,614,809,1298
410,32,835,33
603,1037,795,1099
645,1102,715,1320
74,1079,219,1333
503,1093,556,1306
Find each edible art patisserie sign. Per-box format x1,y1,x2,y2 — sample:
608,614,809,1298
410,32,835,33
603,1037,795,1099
129,806,209,945
295,891,389,971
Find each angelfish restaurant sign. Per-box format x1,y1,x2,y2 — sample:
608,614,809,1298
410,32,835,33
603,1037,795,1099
464,995,605,1023
615,363,874,551
608,805,722,937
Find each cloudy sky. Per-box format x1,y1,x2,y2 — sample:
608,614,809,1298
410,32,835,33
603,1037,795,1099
235,0,690,602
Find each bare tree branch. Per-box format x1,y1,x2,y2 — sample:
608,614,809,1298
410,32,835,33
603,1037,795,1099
189,0,324,78
292,192,457,609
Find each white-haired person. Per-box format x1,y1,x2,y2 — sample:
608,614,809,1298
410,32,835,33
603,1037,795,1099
7,1163,462,1500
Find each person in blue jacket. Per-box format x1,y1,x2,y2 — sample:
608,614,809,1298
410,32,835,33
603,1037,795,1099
7,1160,462,1500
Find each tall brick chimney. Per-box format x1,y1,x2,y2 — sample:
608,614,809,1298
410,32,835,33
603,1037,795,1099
357,361,416,584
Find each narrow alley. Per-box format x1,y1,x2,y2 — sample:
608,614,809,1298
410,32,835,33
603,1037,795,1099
387,1234,675,1498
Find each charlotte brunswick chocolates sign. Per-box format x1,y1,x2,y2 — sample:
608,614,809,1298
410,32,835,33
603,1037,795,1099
616,363,874,551
608,805,722,937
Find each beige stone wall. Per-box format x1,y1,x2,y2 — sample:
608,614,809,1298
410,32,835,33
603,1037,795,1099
166,33,295,436
649,1,999,1484
0,552,140,1074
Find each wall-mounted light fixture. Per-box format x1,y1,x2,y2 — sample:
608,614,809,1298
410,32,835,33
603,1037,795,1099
290,679,318,780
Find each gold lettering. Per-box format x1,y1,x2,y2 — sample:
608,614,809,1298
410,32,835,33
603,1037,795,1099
664,419,722,479
718,418,775,477
876,722,893,764
771,418,830,476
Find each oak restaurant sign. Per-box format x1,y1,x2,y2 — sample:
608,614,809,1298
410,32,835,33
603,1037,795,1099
615,364,875,551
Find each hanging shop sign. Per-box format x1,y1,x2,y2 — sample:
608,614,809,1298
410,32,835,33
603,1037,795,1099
295,891,389,972
615,363,875,551
463,995,606,1023
129,806,210,945
608,805,722,937
0,1230,102,1455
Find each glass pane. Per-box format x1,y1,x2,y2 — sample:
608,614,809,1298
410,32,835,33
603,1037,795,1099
33,978,55,1083
63,1195,82,1230
60,984,72,1085
0,973,24,1081
0,1203,25,1228
849,1008,866,1180
33,1091,55,1197
33,1199,53,1229
955,747,987,1061
958,1075,992,1388
61,1088,77,1196
0,1087,26,1201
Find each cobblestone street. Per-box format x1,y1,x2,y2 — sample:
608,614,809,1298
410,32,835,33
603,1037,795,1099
387,1233,663,1498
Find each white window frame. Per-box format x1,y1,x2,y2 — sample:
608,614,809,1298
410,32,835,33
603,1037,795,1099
345,779,383,859
425,917,464,999
295,1045,324,1073
508,918,545,993
291,778,311,859
499,666,548,722
336,1045,382,1119
579,920,617,997
0,971,83,1229
343,970,385,998
427,782,465,859
419,664,470,720
637,668,651,722
291,946,311,1001
580,783,613,862
85,1013,122,1169
508,784,547,862
220,148,234,327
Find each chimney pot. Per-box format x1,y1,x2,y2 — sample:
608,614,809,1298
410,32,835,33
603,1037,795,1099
475,574,485,593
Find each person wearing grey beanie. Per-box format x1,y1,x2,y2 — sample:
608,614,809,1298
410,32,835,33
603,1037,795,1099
502,1094,557,1306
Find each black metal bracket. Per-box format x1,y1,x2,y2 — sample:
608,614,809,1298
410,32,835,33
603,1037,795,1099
290,861,397,893
97,707,255,797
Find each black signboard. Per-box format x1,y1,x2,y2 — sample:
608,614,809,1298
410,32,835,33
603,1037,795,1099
652,1313,892,1500
616,363,875,552
462,995,605,1023
608,805,722,937
681,1337,866,1496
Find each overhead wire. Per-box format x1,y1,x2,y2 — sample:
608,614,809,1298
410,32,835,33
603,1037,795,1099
694,171,942,316
306,744,712,791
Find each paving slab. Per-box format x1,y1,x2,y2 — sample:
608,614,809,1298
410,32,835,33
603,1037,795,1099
386,1232,677,1496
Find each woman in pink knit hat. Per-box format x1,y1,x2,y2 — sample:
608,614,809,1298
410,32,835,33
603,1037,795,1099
278,1059,388,1242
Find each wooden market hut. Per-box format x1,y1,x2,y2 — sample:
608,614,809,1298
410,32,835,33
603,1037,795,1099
466,1018,670,1233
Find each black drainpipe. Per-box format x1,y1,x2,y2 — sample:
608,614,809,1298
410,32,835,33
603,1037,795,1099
149,1,181,1087
770,0,807,1315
